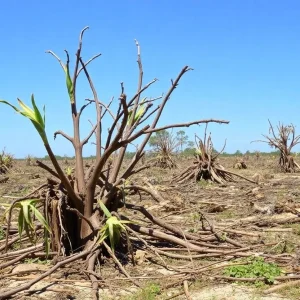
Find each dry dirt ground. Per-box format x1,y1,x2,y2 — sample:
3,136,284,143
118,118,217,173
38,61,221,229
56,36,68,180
1,155,300,299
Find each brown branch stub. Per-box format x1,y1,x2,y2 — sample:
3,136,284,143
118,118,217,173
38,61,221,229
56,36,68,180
145,119,229,134
53,130,74,144
36,160,60,179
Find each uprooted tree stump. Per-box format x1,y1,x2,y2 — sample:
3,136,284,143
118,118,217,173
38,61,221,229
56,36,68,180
148,130,178,169
233,158,247,169
151,152,177,169
173,127,256,184
0,27,232,299
252,120,300,173
0,149,13,174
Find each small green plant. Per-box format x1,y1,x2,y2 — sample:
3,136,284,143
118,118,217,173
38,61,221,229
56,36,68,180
125,283,161,300
25,155,33,166
191,212,200,222
198,180,211,188
0,96,47,144
97,200,131,252
268,240,295,254
224,257,282,285
65,166,74,176
0,149,14,174
220,232,227,241
0,227,5,240
12,241,21,250
293,225,300,236
128,97,146,125
4,199,51,242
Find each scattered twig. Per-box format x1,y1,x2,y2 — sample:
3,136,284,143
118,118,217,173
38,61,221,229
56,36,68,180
183,280,192,300
102,241,140,287
0,247,96,299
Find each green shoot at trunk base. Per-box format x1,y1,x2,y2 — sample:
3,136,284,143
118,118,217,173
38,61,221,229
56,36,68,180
4,199,51,242
97,200,131,252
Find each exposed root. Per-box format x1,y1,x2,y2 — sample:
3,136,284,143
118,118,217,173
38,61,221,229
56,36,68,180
183,280,192,300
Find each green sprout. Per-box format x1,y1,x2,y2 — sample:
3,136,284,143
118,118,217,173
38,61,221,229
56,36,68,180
65,166,74,176
0,95,48,144
4,199,51,241
64,63,74,103
97,200,131,252
128,98,146,125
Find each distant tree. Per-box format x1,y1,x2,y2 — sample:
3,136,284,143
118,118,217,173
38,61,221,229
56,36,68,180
234,150,242,155
182,141,196,156
187,141,194,148
148,130,170,149
176,130,188,152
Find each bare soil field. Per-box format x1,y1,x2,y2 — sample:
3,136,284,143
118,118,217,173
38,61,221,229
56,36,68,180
1,155,300,299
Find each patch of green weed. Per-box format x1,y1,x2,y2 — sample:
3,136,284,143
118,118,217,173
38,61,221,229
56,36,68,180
0,227,5,240
198,180,212,188
188,212,201,233
287,223,300,235
278,286,300,300
124,283,161,300
271,240,295,254
12,241,21,250
223,257,282,285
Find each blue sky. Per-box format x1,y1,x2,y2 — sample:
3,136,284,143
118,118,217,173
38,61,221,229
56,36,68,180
1,0,300,158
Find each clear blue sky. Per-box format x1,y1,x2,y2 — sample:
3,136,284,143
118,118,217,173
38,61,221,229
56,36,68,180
1,0,300,158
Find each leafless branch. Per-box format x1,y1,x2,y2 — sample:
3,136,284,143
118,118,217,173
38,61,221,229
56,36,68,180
81,124,98,147
78,100,93,117
145,119,230,134
53,130,74,144
45,50,65,70
79,57,102,160
77,53,102,76
73,26,89,82
127,79,158,107
86,99,117,122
